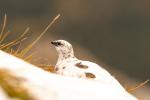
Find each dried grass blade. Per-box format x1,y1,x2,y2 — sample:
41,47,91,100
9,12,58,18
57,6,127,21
0,14,7,40
0,31,10,43
0,27,29,49
20,14,60,57
128,80,149,92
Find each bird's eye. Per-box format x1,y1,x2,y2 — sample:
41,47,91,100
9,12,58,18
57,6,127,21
57,42,62,46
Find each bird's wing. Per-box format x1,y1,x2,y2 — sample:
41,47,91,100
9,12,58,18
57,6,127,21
80,61,124,89
79,61,115,81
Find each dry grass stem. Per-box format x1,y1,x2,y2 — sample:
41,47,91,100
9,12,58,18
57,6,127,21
18,14,60,60
0,14,7,39
0,14,60,62
0,69,34,100
0,27,29,49
127,80,149,92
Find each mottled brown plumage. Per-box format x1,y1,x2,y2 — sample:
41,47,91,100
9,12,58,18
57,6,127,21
51,40,114,82
85,72,96,78
75,62,88,69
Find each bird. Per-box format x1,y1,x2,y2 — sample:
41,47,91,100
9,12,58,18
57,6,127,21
51,40,118,82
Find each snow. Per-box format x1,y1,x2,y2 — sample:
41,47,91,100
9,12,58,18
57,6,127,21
0,87,9,100
0,50,137,100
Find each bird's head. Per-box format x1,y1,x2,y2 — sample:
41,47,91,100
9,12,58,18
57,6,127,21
51,40,74,59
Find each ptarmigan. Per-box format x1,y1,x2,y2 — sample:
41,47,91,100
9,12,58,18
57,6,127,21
51,40,118,82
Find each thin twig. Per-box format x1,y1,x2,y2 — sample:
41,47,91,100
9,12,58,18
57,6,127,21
0,14,7,40
0,31,10,43
0,27,29,49
20,14,60,56
127,80,149,92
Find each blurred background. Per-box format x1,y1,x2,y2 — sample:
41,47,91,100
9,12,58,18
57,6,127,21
0,0,150,99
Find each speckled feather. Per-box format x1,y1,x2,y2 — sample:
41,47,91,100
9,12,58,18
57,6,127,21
51,40,117,82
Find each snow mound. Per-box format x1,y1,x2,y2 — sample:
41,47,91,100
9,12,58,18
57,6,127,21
0,50,137,100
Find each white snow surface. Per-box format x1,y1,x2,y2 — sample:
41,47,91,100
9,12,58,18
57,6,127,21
0,50,137,100
0,87,9,100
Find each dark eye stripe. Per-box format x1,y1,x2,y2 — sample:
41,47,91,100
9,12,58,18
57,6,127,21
57,42,62,45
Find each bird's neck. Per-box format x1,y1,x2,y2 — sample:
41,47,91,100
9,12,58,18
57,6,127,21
56,51,76,65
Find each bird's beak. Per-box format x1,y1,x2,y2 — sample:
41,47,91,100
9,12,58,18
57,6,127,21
51,41,59,46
